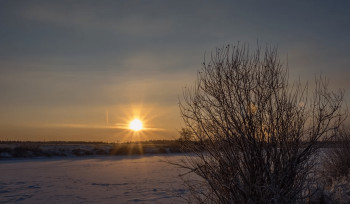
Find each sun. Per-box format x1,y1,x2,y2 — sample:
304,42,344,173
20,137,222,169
129,119,143,131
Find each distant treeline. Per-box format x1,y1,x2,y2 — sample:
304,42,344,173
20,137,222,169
0,140,184,159
0,140,347,159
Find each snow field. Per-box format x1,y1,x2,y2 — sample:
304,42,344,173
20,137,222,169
0,154,188,203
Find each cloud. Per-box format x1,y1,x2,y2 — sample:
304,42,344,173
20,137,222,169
20,2,175,38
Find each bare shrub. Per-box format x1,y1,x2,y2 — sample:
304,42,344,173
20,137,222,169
179,44,346,203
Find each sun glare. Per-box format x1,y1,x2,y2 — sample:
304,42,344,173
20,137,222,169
129,119,143,131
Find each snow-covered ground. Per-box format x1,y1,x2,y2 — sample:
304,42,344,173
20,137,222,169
0,154,188,203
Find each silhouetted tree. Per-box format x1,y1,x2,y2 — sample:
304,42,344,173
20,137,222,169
179,44,346,203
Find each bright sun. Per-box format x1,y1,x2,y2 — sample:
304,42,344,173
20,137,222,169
129,119,143,131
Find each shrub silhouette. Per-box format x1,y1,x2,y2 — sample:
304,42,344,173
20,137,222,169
179,44,346,203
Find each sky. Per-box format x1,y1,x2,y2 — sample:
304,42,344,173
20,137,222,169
0,0,349,142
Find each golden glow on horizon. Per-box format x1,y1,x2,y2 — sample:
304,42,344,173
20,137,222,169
129,119,143,131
